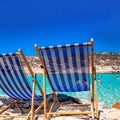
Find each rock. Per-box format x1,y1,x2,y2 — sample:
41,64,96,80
112,102,120,110
48,94,82,104
58,94,82,104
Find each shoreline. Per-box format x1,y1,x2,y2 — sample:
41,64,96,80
24,55,120,75
25,72,120,76
24,67,120,75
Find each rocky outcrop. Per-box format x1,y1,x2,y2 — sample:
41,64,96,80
94,53,120,73
23,53,120,74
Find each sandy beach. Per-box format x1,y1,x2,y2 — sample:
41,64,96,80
0,94,120,120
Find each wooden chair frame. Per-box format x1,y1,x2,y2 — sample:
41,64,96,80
35,38,99,120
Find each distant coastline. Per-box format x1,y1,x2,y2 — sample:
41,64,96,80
23,53,120,75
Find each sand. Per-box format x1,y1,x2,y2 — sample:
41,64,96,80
0,94,120,120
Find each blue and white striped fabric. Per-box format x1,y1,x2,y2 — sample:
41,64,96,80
0,54,42,99
40,43,90,92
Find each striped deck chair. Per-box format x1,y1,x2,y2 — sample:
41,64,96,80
0,49,52,119
35,38,99,120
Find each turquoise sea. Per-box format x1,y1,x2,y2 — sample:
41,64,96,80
0,73,120,108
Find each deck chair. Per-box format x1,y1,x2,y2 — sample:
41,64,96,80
0,49,52,119
35,38,99,120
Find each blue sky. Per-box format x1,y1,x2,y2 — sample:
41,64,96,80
0,0,120,55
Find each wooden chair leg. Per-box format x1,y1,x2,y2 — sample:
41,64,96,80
11,98,24,114
95,81,99,119
0,98,24,114
31,79,36,120
15,101,24,114
0,103,14,114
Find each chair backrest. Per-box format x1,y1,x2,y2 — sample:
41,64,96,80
0,53,40,99
40,43,91,92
